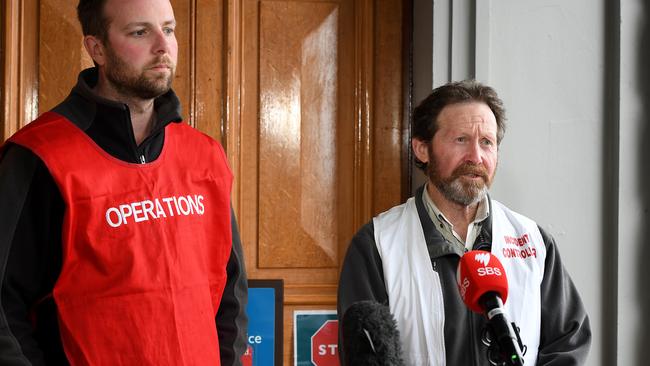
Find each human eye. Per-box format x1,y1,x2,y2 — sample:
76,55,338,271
130,28,148,37
455,136,467,143
481,138,494,146
163,26,175,35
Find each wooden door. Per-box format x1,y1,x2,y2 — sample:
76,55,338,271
228,1,406,362
237,0,355,360
1,0,407,364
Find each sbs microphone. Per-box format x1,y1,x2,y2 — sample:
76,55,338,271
340,301,405,366
457,250,525,366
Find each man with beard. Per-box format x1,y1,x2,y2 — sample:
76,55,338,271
337,81,591,365
0,0,247,365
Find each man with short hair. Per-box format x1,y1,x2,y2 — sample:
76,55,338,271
337,80,591,365
0,0,248,364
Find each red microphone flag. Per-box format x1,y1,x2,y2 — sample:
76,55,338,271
456,250,509,313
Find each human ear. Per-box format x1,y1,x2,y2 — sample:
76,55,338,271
412,138,430,164
82,35,106,66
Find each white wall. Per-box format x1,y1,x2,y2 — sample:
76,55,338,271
619,1,649,365
486,2,606,364
413,0,647,365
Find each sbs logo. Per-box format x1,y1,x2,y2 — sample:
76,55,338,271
474,252,490,266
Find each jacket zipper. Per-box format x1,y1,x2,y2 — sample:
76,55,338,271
135,122,167,164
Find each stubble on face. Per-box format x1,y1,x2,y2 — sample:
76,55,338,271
427,145,494,207
104,43,175,100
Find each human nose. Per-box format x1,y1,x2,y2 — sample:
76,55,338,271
153,30,175,55
465,140,483,164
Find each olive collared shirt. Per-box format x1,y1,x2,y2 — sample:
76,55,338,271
421,183,489,251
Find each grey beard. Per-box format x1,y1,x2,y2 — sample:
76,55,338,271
435,178,488,206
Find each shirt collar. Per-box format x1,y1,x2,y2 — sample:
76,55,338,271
422,183,490,249
423,184,489,224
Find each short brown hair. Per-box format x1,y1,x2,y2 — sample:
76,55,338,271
412,80,506,171
77,0,110,42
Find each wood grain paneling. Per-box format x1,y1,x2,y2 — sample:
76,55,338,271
374,0,406,212
258,2,340,268
229,2,405,362
2,0,38,141
235,0,355,299
171,0,227,140
39,0,91,113
353,0,375,238
169,0,192,125
194,0,225,141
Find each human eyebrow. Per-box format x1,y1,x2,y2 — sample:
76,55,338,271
122,20,176,34
123,19,175,29
122,22,152,31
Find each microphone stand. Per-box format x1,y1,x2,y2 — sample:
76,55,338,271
481,296,526,366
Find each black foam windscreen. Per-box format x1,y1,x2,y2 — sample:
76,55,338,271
341,301,404,366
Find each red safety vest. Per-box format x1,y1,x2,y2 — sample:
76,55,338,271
10,112,233,365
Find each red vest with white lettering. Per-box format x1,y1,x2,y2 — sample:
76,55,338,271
9,111,233,366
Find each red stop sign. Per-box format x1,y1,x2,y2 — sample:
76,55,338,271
311,320,340,366
241,344,253,366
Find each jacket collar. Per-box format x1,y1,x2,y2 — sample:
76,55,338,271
51,67,183,163
414,185,493,258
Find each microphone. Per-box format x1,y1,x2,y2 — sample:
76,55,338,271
457,251,525,366
340,301,405,366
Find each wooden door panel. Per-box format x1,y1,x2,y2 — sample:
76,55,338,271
258,1,341,269
169,0,192,123
235,2,358,361
39,0,90,113
193,0,225,140
2,0,38,140
238,0,354,291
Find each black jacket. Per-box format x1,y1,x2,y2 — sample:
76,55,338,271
337,186,591,365
0,68,248,365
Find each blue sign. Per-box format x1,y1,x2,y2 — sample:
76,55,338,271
244,280,283,366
